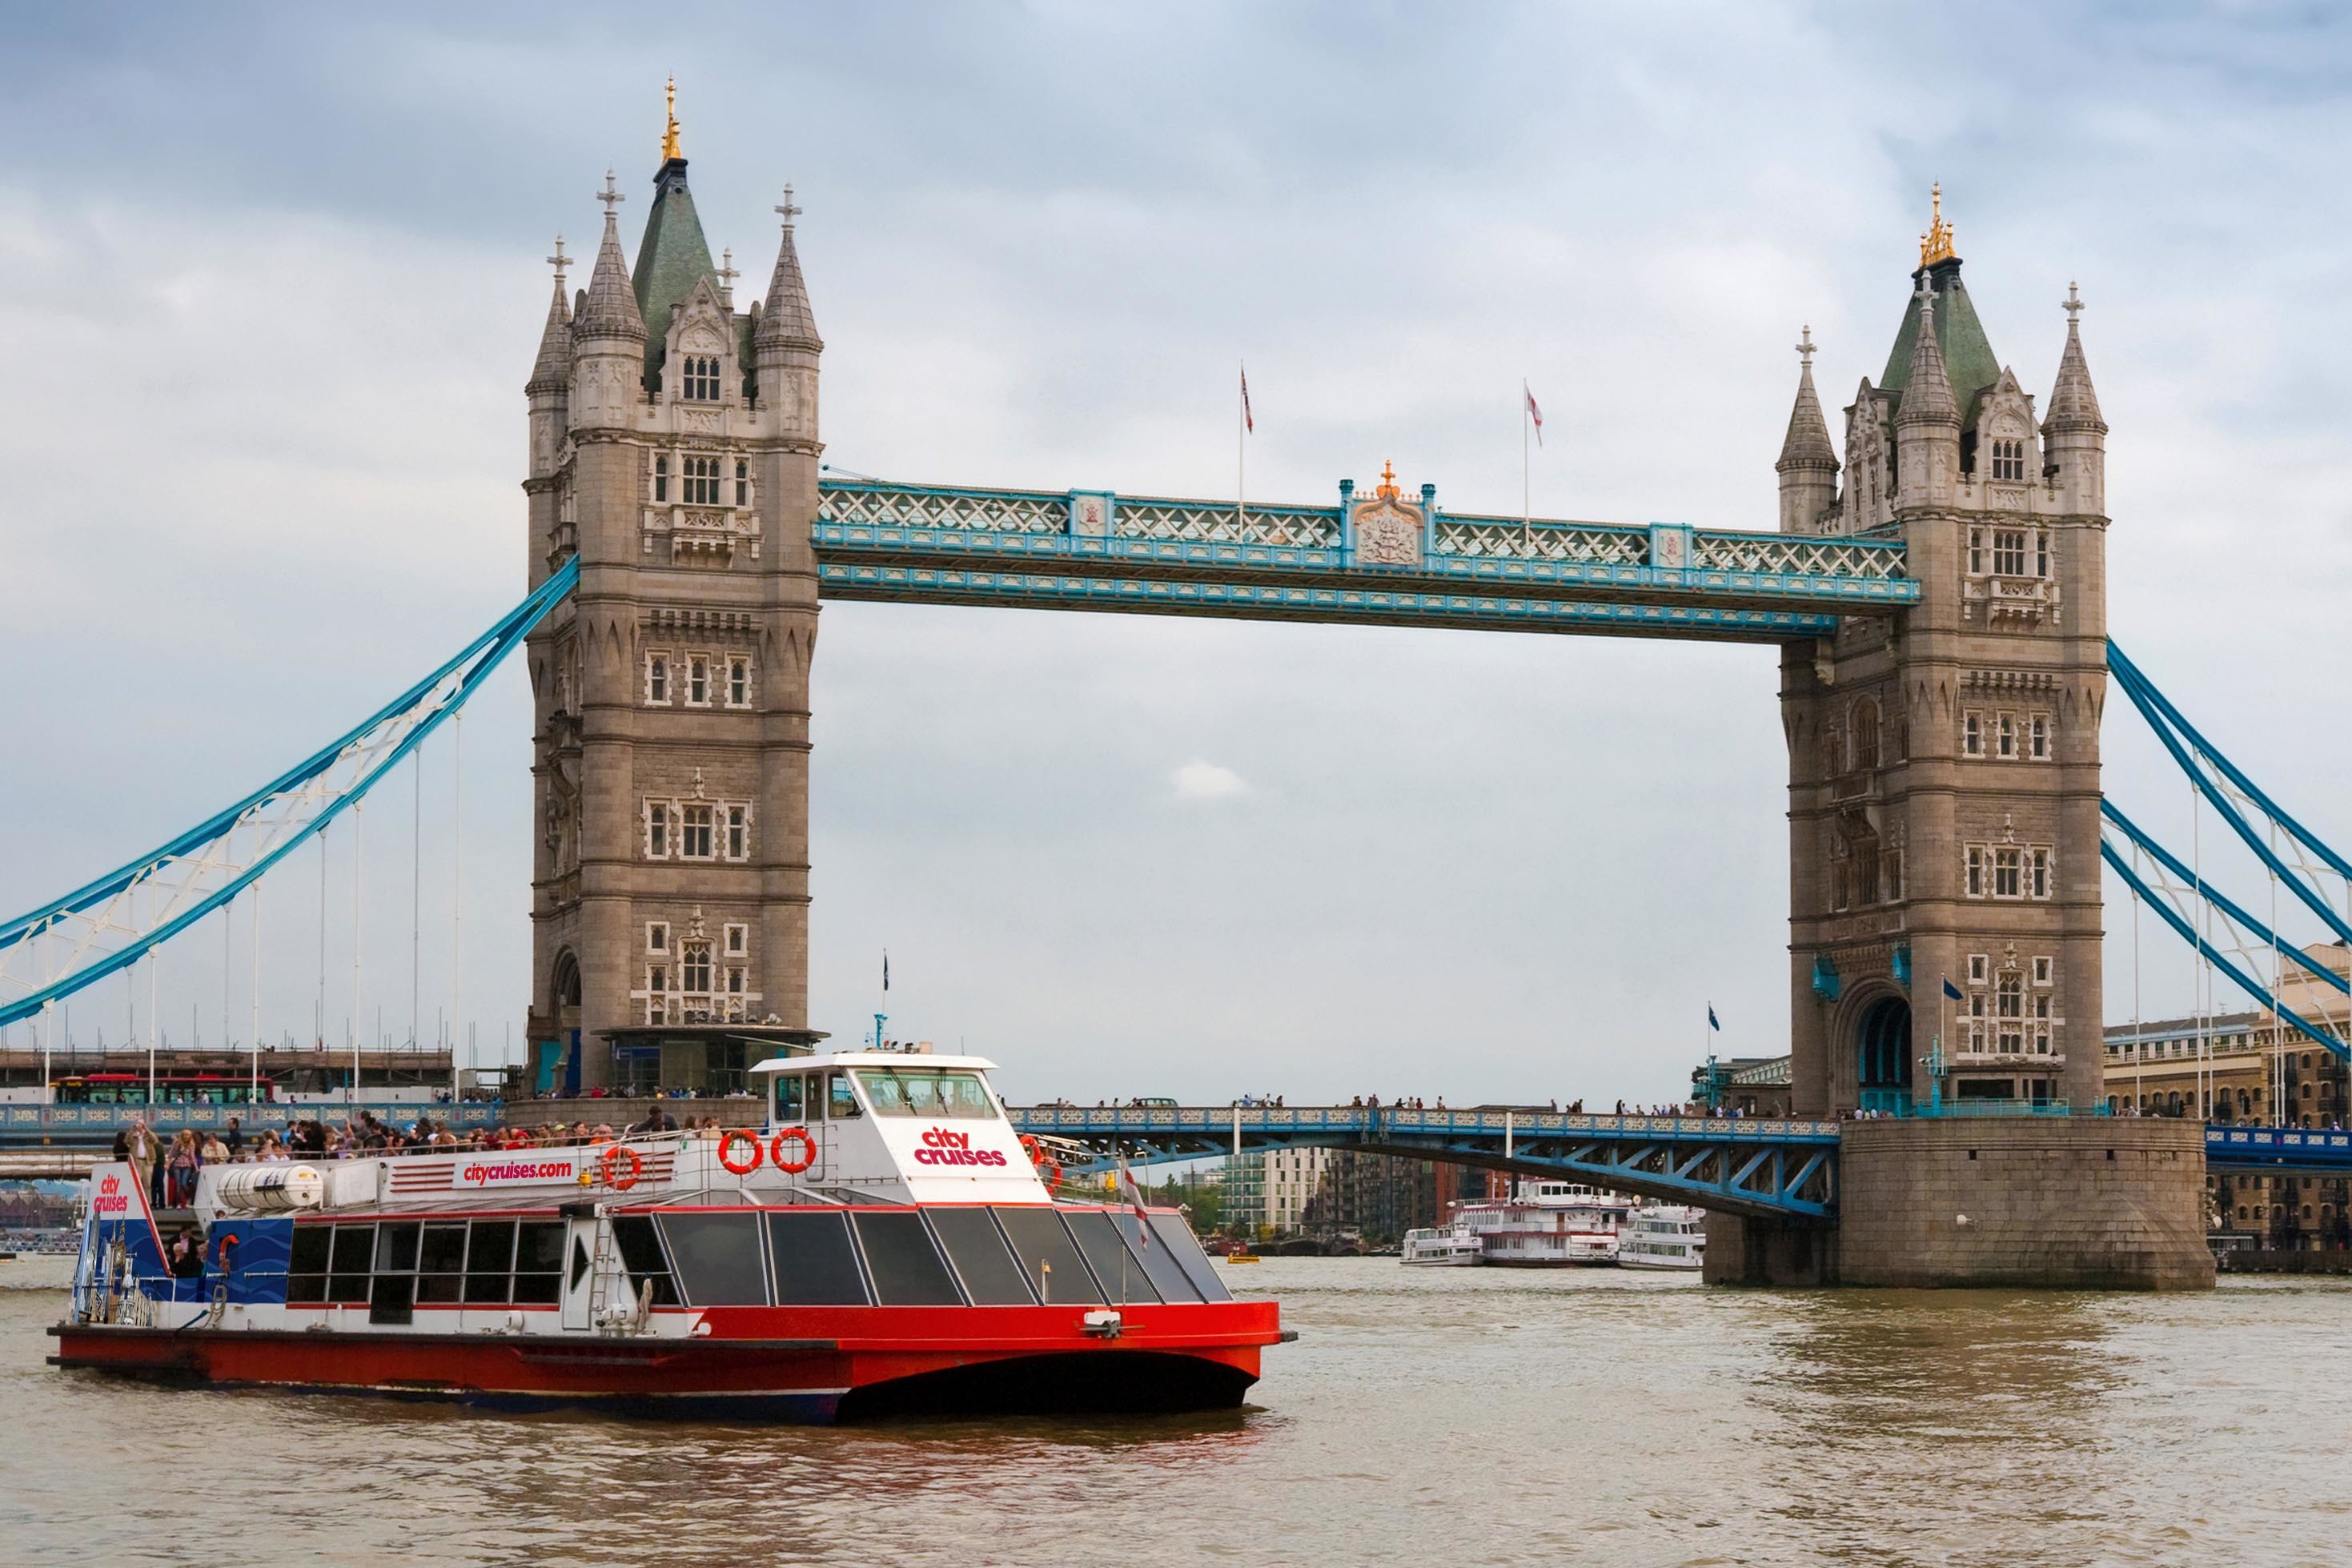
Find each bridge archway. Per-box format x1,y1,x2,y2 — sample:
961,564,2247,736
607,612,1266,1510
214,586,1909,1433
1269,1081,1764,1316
1856,995,1912,1115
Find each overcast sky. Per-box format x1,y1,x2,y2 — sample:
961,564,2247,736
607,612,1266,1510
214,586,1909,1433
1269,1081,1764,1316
5,2,2351,1105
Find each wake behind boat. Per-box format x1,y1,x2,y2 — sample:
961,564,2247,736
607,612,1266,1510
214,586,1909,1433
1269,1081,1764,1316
50,1050,1285,1422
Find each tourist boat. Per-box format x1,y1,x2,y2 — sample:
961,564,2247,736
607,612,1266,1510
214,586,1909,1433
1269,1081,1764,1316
49,1050,1285,1422
1617,1205,1707,1271
1455,1180,1629,1266
1399,1221,1481,1265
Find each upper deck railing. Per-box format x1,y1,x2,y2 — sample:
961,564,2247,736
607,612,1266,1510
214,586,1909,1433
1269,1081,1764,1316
814,480,1917,641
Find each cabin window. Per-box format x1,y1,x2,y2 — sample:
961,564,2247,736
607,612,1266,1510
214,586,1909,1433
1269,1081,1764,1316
1150,1213,1235,1301
329,1224,375,1305
464,1221,516,1305
767,1210,872,1305
925,1207,1039,1305
1062,1209,1162,1304
852,1211,965,1306
854,1069,997,1119
512,1221,565,1305
610,1215,679,1306
656,1213,769,1306
417,1222,468,1303
991,1207,1106,1306
287,1224,334,1303
1113,1211,1206,1302
826,1073,863,1121
367,1221,422,1325
773,1073,806,1121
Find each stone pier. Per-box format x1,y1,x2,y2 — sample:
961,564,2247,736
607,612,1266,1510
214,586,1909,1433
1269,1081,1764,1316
1705,1118,2214,1289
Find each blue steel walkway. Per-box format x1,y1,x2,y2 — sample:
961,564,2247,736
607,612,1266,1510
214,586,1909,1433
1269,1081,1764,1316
2204,1124,2352,1173
1009,1105,1842,1221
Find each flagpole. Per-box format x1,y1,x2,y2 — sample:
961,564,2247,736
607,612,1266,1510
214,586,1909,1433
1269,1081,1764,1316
1521,381,1531,555
1237,363,1246,535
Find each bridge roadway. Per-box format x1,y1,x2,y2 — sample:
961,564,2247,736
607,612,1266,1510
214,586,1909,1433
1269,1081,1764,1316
1010,1105,1843,1221
2,1104,2343,1218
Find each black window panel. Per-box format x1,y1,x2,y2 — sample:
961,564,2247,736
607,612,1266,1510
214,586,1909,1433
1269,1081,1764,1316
1063,1209,1161,1303
569,1237,592,1291
289,1225,332,1276
926,1206,1036,1305
516,1221,565,1275
992,1206,1106,1305
852,1211,963,1306
374,1221,420,1274
511,1270,560,1305
610,1215,679,1306
465,1221,516,1305
328,1225,374,1303
658,1213,768,1306
767,1210,870,1305
1111,1213,1202,1302
368,1273,414,1326
1148,1213,1233,1301
419,1223,468,1274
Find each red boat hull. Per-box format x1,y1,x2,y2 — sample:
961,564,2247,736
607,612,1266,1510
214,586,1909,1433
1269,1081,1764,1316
48,1301,1278,1422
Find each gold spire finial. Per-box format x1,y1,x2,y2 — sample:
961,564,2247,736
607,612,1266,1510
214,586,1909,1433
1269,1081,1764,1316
1920,182,1955,267
662,77,682,162
1376,459,1399,499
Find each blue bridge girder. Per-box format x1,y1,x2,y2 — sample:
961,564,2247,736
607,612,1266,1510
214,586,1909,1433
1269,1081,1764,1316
1008,1105,1844,1221
2203,1125,2352,1174
813,480,1920,643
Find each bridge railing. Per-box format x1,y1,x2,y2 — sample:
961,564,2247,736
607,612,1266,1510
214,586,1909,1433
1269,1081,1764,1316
2206,1125,2352,1165
1,1101,499,1140
1011,1106,1840,1143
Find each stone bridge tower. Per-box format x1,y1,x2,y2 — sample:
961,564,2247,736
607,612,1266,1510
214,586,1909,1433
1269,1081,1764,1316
522,89,823,1093
1777,190,2110,1120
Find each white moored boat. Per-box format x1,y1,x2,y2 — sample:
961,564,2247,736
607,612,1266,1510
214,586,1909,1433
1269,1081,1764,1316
1455,1180,1629,1266
1618,1205,1707,1271
1399,1222,1480,1265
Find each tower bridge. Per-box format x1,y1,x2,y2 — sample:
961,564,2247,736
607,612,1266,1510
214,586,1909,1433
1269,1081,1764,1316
14,118,2350,1289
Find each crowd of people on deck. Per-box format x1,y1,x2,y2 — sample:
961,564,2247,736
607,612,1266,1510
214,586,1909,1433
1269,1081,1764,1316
107,1107,756,1210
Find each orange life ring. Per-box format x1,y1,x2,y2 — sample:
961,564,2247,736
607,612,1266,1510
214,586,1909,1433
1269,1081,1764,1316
1019,1133,1044,1163
598,1145,643,1191
771,1126,817,1174
717,1129,763,1175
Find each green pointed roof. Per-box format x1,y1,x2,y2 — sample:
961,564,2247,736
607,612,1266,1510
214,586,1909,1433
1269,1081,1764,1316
1877,258,2002,430
632,157,717,387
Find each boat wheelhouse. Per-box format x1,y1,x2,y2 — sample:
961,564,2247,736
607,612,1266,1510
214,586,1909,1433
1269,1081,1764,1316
1618,1205,1707,1272
50,1050,1284,1421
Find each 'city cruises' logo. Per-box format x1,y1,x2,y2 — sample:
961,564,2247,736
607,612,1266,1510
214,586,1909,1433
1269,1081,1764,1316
913,1128,1008,1168
94,1173,130,1216
457,1157,577,1187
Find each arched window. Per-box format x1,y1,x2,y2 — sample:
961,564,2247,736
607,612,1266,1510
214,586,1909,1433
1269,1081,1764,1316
1990,436,2026,482
734,458,749,507
681,355,720,401
1851,700,1880,772
652,454,669,503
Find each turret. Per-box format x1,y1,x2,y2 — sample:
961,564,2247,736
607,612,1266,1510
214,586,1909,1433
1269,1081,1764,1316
2044,283,2107,515
572,171,648,431
1892,273,1960,507
1776,326,1840,533
753,184,823,445
525,239,572,483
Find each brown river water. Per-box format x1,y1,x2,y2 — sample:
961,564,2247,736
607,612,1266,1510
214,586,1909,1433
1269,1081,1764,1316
4,1257,2349,1566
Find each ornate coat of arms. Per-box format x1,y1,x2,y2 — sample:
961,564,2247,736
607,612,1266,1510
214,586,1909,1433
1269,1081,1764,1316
1350,462,1425,568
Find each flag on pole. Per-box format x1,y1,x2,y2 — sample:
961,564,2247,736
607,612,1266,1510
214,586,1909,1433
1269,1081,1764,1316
1115,1156,1153,1246
1708,1005,1720,1032
882,951,889,993
1524,383,1544,447
1240,363,1254,433
1941,976,1964,1002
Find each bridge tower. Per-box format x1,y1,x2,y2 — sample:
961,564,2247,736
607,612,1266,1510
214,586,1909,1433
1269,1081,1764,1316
1779,190,2110,1121
523,88,823,1093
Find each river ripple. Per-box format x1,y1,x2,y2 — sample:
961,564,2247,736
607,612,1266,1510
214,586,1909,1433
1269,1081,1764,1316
5,1260,2349,1566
